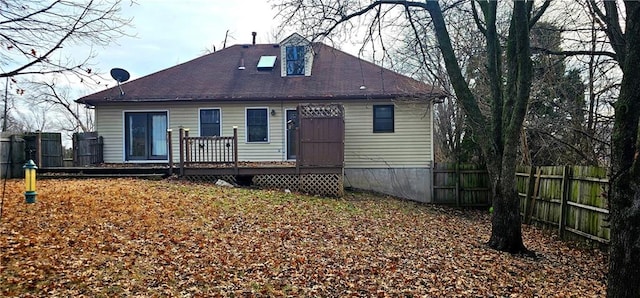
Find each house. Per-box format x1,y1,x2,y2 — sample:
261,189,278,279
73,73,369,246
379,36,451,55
76,33,445,202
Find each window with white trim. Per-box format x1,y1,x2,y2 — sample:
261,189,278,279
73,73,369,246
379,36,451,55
200,109,221,136
246,108,269,142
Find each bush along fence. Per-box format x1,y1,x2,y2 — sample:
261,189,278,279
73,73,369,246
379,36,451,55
434,163,610,244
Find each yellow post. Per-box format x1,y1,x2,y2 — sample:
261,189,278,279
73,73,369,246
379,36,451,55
23,159,37,203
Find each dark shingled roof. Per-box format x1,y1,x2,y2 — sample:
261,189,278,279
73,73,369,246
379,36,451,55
77,42,445,106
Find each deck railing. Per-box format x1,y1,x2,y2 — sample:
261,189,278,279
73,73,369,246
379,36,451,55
178,127,238,175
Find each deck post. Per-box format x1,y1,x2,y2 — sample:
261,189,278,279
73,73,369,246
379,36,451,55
179,127,184,176
184,128,190,166
72,133,78,167
233,126,239,175
167,129,173,175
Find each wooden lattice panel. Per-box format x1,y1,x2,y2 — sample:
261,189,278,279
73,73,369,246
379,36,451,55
253,174,299,190
185,175,237,184
299,103,344,118
183,173,343,197
299,173,343,197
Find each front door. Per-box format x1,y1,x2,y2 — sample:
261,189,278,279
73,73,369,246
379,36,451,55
286,110,298,160
124,112,167,161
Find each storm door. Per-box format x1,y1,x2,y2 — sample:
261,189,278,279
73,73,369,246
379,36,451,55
286,110,298,160
124,112,167,161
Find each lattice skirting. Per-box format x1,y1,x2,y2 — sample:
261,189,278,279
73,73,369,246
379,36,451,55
253,174,299,190
299,173,343,197
254,173,343,197
184,173,343,197
184,175,237,184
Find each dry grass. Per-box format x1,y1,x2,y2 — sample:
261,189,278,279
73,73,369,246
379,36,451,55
0,178,606,297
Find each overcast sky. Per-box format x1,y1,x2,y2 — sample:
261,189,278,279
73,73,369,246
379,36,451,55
80,0,285,94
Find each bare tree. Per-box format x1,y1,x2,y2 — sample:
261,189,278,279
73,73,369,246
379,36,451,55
391,4,485,164
582,1,640,297
0,0,131,79
29,81,94,133
275,0,550,253
1,0,131,133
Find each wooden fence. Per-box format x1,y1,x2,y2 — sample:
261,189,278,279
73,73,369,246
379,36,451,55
72,132,104,166
1,134,24,178
434,163,610,244
1,132,64,178
432,163,490,206
516,165,609,244
23,132,63,168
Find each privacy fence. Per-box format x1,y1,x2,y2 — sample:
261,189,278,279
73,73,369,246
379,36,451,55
433,163,610,244
1,132,64,178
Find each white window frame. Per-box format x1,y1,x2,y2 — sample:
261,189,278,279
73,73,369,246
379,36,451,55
121,109,170,163
198,107,222,137
245,107,270,143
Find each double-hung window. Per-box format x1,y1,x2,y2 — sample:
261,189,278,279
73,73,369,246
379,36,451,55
246,108,269,142
286,45,305,75
200,109,221,136
373,105,394,133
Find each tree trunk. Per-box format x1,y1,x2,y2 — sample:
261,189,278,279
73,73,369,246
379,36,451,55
425,1,531,254
488,181,525,253
486,134,527,253
607,3,640,297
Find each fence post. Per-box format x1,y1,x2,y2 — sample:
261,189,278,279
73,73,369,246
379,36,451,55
97,136,104,164
167,129,173,175
559,165,571,239
455,162,461,207
179,127,185,177
36,131,42,168
72,133,78,167
523,166,535,223
525,167,542,225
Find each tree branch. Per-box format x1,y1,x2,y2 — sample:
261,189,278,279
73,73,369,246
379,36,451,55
531,46,617,59
471,1,487,36
529,0,551,28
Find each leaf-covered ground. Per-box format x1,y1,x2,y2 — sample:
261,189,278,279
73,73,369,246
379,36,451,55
1,179,606,297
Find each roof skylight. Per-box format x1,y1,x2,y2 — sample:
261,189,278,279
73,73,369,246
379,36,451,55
257,56,277,71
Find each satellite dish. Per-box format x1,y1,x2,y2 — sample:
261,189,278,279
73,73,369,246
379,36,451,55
110,68,130,83
110,68,130,96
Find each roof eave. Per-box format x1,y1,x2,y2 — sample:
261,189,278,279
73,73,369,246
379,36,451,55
79,92,443,106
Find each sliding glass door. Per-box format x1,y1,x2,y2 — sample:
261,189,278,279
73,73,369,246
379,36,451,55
125,112,167,161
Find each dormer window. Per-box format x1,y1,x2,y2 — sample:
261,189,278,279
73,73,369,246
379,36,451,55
279,33,312,77
285,45,305,75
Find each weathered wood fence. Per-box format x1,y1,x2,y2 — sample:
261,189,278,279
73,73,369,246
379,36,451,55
72,132,104,166
516,165,609,244
1,132,64,178
432,163,490,206
434,163,610,244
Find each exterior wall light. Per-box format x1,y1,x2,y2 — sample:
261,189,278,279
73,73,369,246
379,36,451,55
23,159,37,204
